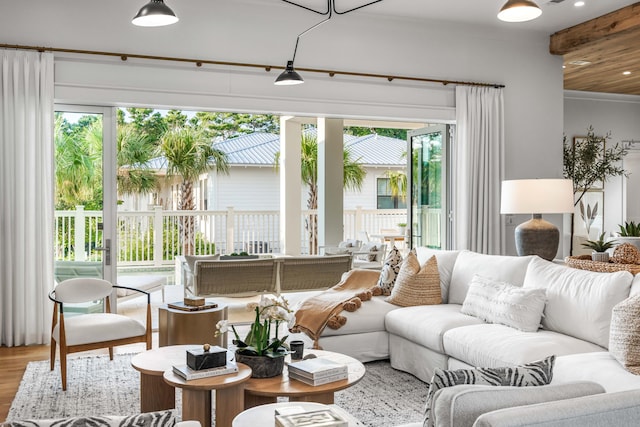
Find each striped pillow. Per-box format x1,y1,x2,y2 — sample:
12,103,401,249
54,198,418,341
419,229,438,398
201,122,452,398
423,355,555,427
3,411,176,427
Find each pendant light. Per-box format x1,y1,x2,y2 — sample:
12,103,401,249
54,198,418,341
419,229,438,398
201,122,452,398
275,61,305,85
132,0,179,27
497,0,542,22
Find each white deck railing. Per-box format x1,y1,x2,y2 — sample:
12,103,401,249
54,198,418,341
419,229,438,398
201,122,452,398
54,206,412,266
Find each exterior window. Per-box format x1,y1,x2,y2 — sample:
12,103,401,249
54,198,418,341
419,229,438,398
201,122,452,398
377,178,406,209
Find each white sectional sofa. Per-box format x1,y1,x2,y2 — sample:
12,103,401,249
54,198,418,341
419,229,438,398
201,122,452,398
310,248,640,394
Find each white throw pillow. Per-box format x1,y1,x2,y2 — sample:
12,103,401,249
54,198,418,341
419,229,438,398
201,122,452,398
461,275,546,332
523,257,633,348
449,251,534,305
415,248,461,303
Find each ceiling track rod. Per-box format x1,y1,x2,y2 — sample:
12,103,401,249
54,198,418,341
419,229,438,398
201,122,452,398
0,43,505,88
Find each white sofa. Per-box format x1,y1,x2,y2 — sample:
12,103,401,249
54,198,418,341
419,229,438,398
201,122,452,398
306,248,640,393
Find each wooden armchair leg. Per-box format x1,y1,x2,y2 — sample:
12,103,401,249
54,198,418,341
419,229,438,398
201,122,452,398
50,340,56,371
109,347,114,360
60,348,67,391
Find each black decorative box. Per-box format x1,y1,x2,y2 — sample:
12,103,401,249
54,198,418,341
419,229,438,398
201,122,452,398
186,346,227,370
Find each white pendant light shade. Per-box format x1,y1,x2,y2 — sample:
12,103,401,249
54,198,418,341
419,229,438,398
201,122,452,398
497,0,542,22
274,61,304,85
132,0,179,27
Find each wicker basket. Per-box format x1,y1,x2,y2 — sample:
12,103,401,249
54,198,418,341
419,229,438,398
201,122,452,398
565,255,640,275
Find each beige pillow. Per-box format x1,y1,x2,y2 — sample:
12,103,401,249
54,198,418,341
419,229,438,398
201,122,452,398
386,252,441,307
609,295,640,374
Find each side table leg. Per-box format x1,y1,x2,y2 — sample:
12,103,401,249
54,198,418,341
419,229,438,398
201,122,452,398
182,389,211,427
216,385,245,427
140,373,175,412
243,390,277,409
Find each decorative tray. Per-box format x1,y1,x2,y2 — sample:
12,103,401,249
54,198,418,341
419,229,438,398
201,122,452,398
565,255,640,275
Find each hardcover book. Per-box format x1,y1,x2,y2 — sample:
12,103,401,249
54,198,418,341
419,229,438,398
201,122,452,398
288,370,348,386
287,358,348,379
167,301,218,311
172,361,238,380
275,409,347,427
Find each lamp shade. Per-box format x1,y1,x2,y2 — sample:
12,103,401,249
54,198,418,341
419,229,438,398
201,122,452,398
500,179,574,214
497,0,542,23
132,0,179,27
274,61,304,85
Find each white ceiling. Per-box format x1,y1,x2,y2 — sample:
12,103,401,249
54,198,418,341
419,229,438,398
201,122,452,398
267,0,636,34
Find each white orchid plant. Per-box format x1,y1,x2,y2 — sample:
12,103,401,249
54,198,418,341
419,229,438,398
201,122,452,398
216,295,295,357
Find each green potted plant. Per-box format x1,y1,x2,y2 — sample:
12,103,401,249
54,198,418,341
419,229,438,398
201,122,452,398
581,232,616,262
616,221,640,251
215,295,293,378
397,222,407,235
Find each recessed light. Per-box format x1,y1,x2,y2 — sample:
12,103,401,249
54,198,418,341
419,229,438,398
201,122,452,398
574,1,585,7
623,71,632,75
568,60,592,66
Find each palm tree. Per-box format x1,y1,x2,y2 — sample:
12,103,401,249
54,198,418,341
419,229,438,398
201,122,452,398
285,131,366,254
116,124,159,199
159,125,229,255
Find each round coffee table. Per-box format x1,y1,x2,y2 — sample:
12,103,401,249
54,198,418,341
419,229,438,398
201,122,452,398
131,344,198,412
243,349,366,409
164,363,252,427
233,402,363,427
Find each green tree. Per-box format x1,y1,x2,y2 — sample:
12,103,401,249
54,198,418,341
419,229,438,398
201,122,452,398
345,127,407,140
191,112,280,141
116,123,159,198
159,125,230,254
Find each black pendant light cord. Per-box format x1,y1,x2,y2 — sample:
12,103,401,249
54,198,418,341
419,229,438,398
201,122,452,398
282,0,384,16
291,8,333,64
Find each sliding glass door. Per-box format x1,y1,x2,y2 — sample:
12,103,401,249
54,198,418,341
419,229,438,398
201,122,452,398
408,125,452,249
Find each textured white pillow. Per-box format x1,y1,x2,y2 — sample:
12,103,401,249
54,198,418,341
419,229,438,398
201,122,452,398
523,257,633,348
461,275,546,332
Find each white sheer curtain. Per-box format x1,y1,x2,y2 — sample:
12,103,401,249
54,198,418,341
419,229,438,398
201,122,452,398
454,85,505,255
0,50,54,346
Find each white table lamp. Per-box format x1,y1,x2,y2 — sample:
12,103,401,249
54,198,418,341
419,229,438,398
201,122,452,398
501,179,574,261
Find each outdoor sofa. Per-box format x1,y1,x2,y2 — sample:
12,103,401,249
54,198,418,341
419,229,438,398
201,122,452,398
292,248,640,426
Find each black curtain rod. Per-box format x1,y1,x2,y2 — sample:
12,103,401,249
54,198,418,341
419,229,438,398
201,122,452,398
0,43,505,89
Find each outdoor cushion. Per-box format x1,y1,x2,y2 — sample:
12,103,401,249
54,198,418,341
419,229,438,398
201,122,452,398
443,323,604,368
116,275,166,297
385,304,484,353
52,313,146,346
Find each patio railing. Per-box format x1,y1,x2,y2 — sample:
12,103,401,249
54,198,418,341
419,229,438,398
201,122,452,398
54,206,413,266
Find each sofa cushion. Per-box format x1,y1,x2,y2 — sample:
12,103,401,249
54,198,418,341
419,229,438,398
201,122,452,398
432,381,604,427
385,304,484,353
424,356,555,427
523,257,633,348
184,254,220,272
448,251,534,305
1,411,176,427
320,295,400,337
443,323,604,368
609,295,640,375
376,246,404,296
415,248,461,303
461,275,546,332
387,253,441,307
552,351,640,393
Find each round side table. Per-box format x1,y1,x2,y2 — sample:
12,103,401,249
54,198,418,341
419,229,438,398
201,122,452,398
158,303,227,347
233,402,363,427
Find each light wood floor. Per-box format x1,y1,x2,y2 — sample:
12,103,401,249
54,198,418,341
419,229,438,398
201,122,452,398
0,338,155,422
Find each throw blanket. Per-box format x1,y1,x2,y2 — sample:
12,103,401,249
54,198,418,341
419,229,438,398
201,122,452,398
290,269,382,348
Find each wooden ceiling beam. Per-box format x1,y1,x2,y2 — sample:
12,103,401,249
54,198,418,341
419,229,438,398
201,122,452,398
550,2,640,55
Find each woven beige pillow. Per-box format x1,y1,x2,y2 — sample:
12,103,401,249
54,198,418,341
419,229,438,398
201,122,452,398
609,294,640,374
386,252,441,307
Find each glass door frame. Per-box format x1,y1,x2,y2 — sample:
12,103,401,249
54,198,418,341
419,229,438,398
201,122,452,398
54,104,118,287
407,125,454,250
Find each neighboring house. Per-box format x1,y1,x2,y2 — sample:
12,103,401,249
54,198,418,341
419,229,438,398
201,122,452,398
119,131,407,212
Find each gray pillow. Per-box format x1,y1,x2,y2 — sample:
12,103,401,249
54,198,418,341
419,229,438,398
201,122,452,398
423,355,556,427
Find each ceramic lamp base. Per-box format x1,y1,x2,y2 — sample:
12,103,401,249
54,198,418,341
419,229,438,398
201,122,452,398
515,214,559,261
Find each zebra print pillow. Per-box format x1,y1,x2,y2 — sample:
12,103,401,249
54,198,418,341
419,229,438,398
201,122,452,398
423,355,555,427
3,410,176,427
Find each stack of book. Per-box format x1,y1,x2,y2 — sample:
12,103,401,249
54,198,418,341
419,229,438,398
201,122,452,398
275,408,348,427
287,358,348,386
172,360,238,380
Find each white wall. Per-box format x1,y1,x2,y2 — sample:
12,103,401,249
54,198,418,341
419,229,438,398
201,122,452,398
564,91,640,245
2,0,565,252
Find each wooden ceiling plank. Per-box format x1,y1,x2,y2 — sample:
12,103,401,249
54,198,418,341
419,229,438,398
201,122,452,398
550,2,640,55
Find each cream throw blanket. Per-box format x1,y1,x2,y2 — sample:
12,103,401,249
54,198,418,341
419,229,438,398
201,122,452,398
290,268,382,348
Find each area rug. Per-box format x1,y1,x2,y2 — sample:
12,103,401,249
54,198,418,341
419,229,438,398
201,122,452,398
8,354,427,426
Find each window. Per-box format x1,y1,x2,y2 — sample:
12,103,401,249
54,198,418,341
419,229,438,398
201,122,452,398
377,178,406,209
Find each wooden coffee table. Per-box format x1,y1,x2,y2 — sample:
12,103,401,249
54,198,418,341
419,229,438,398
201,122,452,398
243,349,366,409
131,344,197,412
164,362,252,427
